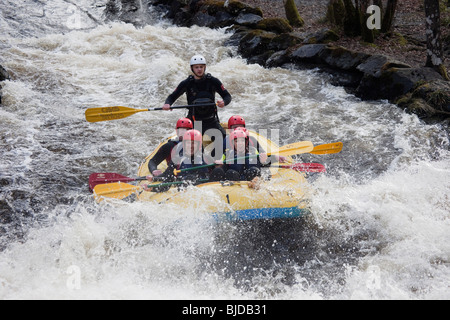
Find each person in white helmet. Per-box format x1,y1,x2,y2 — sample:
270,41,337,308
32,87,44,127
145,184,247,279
162,55,232,138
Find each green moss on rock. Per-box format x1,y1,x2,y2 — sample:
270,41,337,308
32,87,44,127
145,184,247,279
256,18,293,34
284,0,305,27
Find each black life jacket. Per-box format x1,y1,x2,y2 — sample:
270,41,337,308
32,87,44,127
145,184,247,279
187,74,217,120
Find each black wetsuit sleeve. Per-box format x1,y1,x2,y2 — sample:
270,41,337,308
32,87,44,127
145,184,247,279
164,79,189,105
152,161,177,182
211,76,232,106
148,141,175,173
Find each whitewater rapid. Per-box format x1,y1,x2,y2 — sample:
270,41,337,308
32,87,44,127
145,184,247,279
0,0,449,299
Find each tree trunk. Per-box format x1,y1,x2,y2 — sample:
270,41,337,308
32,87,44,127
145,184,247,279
424,0,449,80
342,0,360,36
326,0,346,26
359,0,374,42
381,0,397,33
284,0,305,27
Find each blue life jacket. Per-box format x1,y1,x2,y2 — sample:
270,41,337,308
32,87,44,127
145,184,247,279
177,153,209,179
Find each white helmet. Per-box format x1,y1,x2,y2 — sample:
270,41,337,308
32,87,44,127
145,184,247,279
190,55,206,66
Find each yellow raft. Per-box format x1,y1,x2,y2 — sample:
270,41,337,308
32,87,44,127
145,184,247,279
135,129,310,221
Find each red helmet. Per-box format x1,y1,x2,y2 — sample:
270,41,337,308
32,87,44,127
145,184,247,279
176,117,193,129
228,115,245,129
183,129,202,143
229,127,248,146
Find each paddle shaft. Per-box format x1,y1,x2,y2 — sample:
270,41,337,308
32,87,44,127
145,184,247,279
174,141,314,175
174,153,265,176
85,103,216,123
273,163,326,173
145,178,210,188
149,103,215,111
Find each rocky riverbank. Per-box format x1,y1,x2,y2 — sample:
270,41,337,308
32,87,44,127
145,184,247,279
148,0,449,121
1,0,449,120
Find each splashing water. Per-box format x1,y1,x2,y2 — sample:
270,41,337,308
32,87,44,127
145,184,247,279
0,0,449,299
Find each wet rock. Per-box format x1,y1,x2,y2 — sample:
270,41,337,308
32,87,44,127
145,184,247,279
191,11,217,27
302,28,339,44
319,46,370,71
396,80,450,118
0,65,9,105
291,44,327,62
356,54,411,77
152,0,263,28
247,50,275,66
269,33,303,52
105,0,155,26
255,17,293,34
0,65,9,82
238,29,277,58
356,67,445,101
235,12,262,26
413,80,450,113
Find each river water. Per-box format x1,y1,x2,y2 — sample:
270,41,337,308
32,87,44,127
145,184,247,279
0,0,449,299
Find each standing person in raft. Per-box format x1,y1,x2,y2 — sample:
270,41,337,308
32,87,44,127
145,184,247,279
162,55,232,139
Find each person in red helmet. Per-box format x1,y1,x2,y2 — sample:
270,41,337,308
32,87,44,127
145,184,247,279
147,117,193,178
224,115,287,164
216,127,266,184
227,114,246,130
177,129,225,183
145,129,224,191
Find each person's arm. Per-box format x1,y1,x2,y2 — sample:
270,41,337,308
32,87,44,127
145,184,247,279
148,142,175,174
163,79,189,109
211,77,231,107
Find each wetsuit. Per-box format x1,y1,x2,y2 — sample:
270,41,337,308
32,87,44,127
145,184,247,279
165,73,232,137
222,146,262,181
147,138,183,174
149,148,223,192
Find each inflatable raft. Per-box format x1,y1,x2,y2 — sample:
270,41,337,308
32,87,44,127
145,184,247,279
135,129,311,221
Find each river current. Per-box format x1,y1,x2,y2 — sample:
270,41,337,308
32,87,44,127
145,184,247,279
0,0,449,299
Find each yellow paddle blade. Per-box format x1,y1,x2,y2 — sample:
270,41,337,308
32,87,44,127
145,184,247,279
85,106,147,123
311,142,343,155
274,141,314,157
93,182,142,200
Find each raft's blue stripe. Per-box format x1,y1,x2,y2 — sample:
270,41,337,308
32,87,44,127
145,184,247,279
212,206,309,222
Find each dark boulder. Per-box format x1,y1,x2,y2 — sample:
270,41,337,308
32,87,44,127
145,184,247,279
0,65,9,82
302,28,339,44
191,11,217,27
269,33,303,52
255,17,293,34
235,12,263,27
0,65,9,105
290,44,327,64
319,46,370,71
356,67,445,101
238,29,277,58
396,80,450,118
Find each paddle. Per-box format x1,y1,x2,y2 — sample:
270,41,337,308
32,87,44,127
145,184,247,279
275,162,326,173
173,141,314,175
89,173,148,192
89,141,338,190
85,103,215,123
93,179,209,200
310,142,343,155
